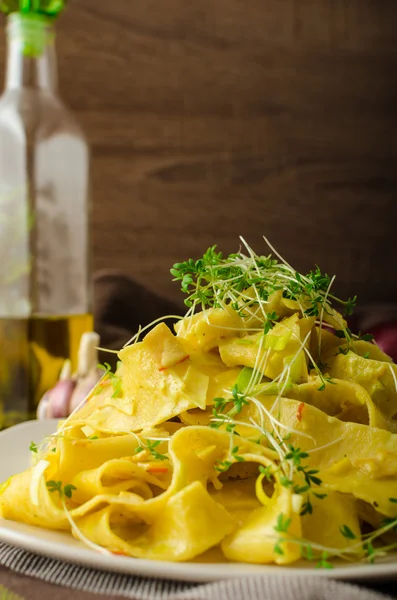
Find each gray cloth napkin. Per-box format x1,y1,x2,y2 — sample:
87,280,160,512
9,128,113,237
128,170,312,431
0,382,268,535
0,542,395,600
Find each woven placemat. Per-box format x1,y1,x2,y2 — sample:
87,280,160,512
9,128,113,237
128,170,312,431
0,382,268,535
1,542,396,600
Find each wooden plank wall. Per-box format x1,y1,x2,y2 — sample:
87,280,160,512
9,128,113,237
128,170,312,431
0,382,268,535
0,0,396,305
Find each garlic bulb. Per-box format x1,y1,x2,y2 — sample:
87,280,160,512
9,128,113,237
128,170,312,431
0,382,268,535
37,332,102,420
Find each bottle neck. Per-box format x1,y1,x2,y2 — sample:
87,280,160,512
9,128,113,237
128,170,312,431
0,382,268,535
5,13,58,92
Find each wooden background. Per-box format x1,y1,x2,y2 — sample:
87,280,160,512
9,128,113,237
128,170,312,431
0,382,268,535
1,0,397,306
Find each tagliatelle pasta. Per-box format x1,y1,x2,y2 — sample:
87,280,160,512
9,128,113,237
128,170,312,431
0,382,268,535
2,237,397,567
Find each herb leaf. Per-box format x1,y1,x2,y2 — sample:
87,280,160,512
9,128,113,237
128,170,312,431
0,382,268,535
340,524,356,540
274,513,292,533
46,481,76,500
64,484,77,499
273,541,284,556
29,441,38,453
316,551,333,569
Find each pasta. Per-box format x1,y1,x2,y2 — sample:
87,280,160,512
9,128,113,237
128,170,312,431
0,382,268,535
2,237,397,567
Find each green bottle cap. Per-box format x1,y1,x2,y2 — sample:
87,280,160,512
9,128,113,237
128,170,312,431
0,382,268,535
0,0,66,17
8,12,55,57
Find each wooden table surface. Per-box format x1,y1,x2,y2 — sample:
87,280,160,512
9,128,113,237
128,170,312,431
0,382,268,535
1,0,396,307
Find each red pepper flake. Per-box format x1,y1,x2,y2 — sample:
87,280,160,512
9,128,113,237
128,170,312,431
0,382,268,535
111,550,129,556
159,355,189,372
176,355,189,365
147,466,169,474
97,380,109,388
297,402,305,422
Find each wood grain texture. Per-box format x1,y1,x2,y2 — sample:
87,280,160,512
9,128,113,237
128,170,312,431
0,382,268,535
0,0,396,306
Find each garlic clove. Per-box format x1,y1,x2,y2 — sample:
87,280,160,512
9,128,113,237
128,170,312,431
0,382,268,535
37,393,50,421
36,359,74,420
69,368,101,414
46,378,77,419
68,332,102,414
78,332,100,377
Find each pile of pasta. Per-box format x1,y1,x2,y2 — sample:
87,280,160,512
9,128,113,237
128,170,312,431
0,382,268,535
1,288,397,566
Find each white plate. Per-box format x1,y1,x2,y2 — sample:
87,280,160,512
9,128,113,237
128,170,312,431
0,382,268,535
0,420,397,582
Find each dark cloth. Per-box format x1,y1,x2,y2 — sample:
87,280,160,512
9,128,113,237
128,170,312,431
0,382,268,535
1,563,397,600
0,565,108,600
93,270,181,367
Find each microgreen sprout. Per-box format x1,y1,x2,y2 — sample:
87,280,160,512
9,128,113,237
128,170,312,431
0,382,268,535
214,442,245,472
134,439,169,462
171,238,355,336
274,513,292,533
263,311,279,335
340,525,356,540
214,459,232,473
259,464,274,481
316,551,333,569
97,362,123,399
46,481,77,500
273,513,292,556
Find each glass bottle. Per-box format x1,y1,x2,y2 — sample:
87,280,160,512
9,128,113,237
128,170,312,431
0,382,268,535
0,4,92,428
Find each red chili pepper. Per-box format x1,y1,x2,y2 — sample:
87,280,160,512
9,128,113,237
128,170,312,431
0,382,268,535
147,466,169,474
297,402,305,422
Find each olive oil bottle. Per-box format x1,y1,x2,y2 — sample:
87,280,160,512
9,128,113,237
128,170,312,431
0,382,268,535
0,1,92,428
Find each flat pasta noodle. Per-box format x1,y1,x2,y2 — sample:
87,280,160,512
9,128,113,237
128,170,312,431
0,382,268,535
2,238,397,567
285,378,393,431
